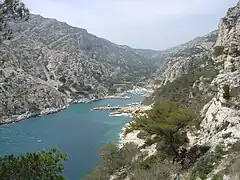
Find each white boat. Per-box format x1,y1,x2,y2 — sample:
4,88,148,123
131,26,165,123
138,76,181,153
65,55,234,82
131,102,140,105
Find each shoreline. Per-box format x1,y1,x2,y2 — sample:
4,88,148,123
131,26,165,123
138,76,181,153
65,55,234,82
0,97,100,126
116,106,152,148
0,89,145,126
0,86,153,129
118,122,131,148
0,106,68,126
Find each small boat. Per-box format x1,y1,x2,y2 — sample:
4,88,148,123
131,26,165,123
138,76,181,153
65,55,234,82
132,102,140,105
107,104,110,107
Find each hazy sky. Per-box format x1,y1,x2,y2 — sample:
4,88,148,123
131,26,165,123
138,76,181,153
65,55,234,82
23,0,238,50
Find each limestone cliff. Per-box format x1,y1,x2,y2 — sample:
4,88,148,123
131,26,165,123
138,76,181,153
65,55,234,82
150,30,218,87
190,0,240,153
0,14,158,124
194,3,240,179
136,2,240,179
148,2,240,179
86,2,240,180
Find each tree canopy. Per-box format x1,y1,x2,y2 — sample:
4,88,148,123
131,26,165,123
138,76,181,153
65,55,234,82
126,101,195,157
0,148,68,180
0,0,29,42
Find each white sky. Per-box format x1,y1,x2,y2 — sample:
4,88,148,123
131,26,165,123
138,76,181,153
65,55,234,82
23,0,238,50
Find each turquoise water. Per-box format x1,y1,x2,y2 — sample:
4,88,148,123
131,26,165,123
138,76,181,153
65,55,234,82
0,94,144,180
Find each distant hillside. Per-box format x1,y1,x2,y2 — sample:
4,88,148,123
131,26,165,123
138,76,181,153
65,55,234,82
148,30,218,87
0,14,160,124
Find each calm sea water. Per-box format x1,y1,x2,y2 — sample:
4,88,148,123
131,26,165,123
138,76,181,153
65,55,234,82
0,94,144,180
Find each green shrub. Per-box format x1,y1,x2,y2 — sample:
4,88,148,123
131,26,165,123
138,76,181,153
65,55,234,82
143,138,159,147
223,85,231,100
231,65,237,72
108,86,117,95
230,87,240,98
137,131,149,140
130,167,170,180
128,101,195,157
198,164,214,179
153,79,162,85
86,143,139,180
140,155,158,170
222,132,232,139
130,161,175,180
99,144,118,160
213,46,224,57
212,174,223,180
147,56,218,113
190,145,225,180
231,141,240,152
190,158,214,180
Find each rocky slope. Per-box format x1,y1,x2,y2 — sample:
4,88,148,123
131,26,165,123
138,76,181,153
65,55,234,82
0,14,221,124
197,1,240,147
144,2,240,179
0,14,159,124
100,2,240,180
149,30,218,87
193,2,240,179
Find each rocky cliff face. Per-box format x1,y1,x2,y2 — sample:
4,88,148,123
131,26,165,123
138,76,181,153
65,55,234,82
85,2,240,180
147,3,240,149
0,14,158,124
141,2,240,179
194,4,240,178
170,3,240,179
149,30,218,87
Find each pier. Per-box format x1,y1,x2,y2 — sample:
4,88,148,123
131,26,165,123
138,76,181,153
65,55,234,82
91,105,152,116
104,95,131,99
92,106,122,111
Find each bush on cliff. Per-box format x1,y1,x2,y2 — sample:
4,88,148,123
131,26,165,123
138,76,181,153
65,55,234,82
223,84,231,100
213,46,224,57
126,101,195,157
144,56,218,112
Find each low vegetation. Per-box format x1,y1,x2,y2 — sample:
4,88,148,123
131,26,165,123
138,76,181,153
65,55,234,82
144,56,218,112
0,148,68,179
126,101,195,156
189,145,226,180
85,143,139,180
213,46,224,57
87,101,207,179
87,55,221,179
223,84,231,100
86,142,180,180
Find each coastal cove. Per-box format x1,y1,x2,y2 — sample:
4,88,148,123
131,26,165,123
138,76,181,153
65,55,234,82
0,94,144,180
